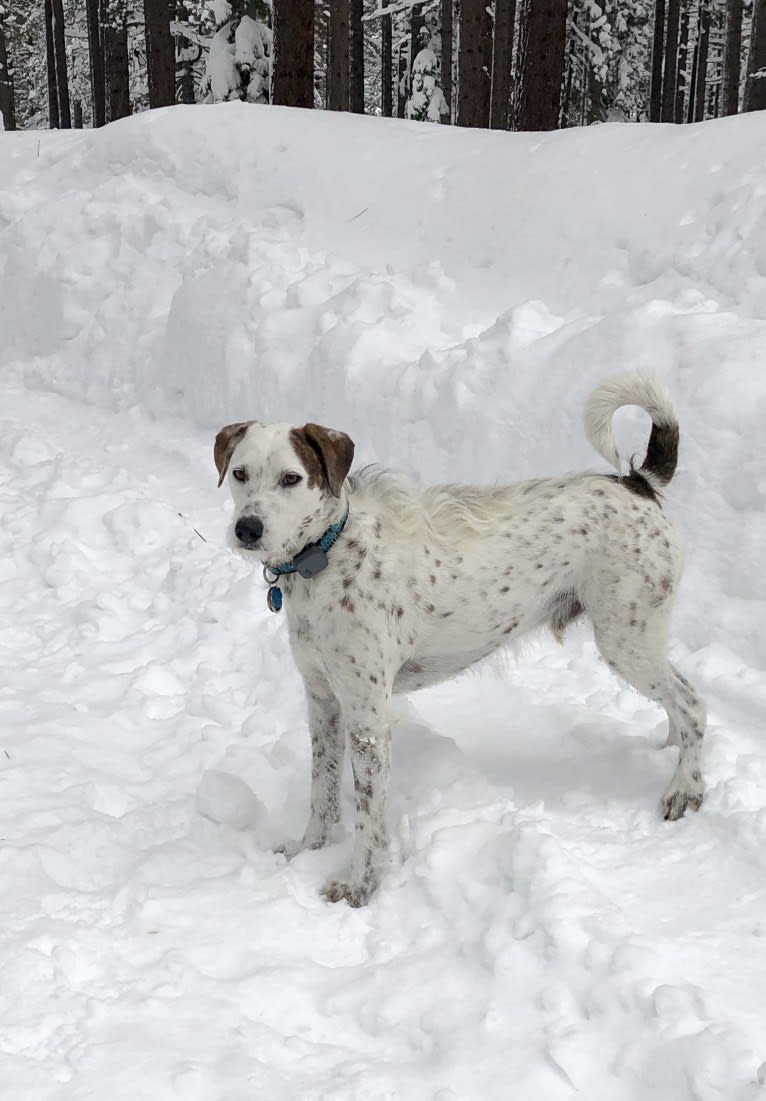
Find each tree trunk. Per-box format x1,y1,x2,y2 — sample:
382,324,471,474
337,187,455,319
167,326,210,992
711,78,720,116
661,0,681,120
513,0,567,131
686,33,699,120
409,1,425,100
441,0,453,122
328,0,349,110
273,0,314,107
103,0,131,122
675,0,689,120
562,54,574,125
744,0,766,111
457,0,493,127
381,2,392,116
722,0,743,114
73,98,83,127
176,0,198,105
144,0,176,108
490,0,515,129
349,0,363,112
44,0,60,128
588,68,606,123
86,0,106,127
179,51,196,103
0,11,16,131
51,0,71,126
397,40,407,115
649,0,666,120
693,0,710,120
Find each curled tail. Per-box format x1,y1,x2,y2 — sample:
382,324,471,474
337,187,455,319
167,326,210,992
584,373,679,493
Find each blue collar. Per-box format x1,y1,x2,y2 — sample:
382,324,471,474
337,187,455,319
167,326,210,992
263,508,349,613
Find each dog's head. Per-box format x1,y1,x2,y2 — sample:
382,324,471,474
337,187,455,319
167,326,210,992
214,420,355,563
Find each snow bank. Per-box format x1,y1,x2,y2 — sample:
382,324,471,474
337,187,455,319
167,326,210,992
1,104,765,665
2,106,766,1100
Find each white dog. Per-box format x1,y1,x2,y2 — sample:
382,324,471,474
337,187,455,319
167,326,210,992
215,374,705,907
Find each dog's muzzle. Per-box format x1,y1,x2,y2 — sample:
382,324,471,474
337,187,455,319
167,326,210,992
235,516,264,549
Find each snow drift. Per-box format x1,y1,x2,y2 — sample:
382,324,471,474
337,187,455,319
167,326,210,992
1,105,766,1100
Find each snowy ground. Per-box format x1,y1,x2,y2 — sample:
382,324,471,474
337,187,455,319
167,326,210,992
2,104,766,1099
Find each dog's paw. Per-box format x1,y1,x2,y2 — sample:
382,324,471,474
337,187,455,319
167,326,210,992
661,786,703,821
321,878,374,908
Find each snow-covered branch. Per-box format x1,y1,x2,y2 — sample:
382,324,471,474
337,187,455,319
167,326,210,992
363,0,439,23
169,21,212,49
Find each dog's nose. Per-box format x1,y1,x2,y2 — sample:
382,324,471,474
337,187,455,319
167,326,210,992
235,516,264,547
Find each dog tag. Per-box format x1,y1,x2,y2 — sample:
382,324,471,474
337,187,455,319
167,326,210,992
267,586,283,613
293,544,329,579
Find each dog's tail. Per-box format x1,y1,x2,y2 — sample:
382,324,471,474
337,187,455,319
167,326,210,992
584,373,679,493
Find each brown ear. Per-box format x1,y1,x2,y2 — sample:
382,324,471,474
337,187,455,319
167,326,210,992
214,421,254,487
290,423,355,497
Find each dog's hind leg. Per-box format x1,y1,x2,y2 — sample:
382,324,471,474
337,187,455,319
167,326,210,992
663,666,700,749
585,576,706,820
660,666,706,813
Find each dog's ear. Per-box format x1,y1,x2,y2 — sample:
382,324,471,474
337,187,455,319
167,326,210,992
290,423,355,497
214,421,253,488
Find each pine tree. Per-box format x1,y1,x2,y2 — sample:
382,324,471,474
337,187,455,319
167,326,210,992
0,3,16,130
514,0,568,130
721,0,742,115
649,0,666,119
349,0,363,111
692,0,710,120
457,0,492,127
273,0,313,107
406,31,448,121
328,0,349,109
144,0,176,107
661,0,681,119
103,0,131,120
1,2,45,127
52,0,71,125
490,0,514,129
202,1,272,104
594,0,655,123
44,0,60,126
441,0,452,121
86,0,106,125
744,0,766,111
675,0,689,120
381,0,392,116
176,1,203,105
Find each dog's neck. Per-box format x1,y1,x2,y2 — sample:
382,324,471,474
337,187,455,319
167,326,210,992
262,493,349,612
270,501,349,577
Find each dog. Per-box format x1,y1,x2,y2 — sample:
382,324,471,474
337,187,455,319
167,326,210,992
214,374,705,907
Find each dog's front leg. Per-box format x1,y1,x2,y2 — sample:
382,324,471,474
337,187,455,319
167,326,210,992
278,690,343,858
322,718,391,908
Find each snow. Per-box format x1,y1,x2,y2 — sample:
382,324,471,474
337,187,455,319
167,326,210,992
204,23,241,102
406,47,449,122
202,14,272,104
1,103,766,1099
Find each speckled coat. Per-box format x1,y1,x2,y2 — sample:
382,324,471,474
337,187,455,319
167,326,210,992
214,374,705,907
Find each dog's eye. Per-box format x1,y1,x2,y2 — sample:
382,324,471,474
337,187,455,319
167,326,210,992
232,468,248,483
280,472,302,488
